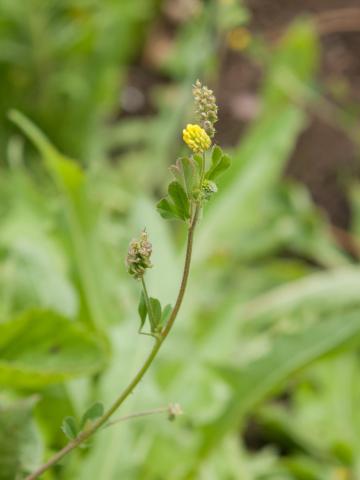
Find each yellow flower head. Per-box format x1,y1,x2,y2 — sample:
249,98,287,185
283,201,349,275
182,124,211,153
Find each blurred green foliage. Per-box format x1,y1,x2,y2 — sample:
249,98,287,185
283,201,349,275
1,1,360,479
0,0,158,160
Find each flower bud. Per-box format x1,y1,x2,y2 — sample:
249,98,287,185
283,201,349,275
182,123,211,153
201,179,217,199
126,230,152,279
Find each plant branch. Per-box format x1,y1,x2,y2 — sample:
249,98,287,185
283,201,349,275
25,205,200,480
105,406,169,428
104,403,182,429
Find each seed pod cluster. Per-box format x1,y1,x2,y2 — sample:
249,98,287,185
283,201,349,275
126,230,152,279
192,79,218,138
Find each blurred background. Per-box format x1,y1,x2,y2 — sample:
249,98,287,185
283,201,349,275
2,1,360,479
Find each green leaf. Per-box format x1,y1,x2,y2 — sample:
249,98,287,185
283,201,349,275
61,416,78,440
9,110,83,194
0,397,43,480
149,297,162,333
170,157,198,198
199,310,360,460
192,154,204,176
156,198,179,221
138,291,148,330
9,110,112,331
81,402,104,429
206,154,231,181
211,145,223,165
168,181,190,220
263,20,318,109
161,304,172,326
0,310,107,388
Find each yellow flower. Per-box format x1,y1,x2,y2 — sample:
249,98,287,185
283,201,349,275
182,124,211,153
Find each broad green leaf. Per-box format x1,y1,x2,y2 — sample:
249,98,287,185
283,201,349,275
240,266,360,327
0,397,43,480
138,291,148,330
61,416,78,440
81,402,104,429
263,20,318,109
198,310,360,460
168,181,190,220
9,110,112,330
0,310,107,388
9,110,83,194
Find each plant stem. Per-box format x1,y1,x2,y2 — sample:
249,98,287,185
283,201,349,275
104,406,170,428
25,205,200,480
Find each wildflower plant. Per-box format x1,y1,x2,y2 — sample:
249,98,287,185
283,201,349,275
19,81,231,479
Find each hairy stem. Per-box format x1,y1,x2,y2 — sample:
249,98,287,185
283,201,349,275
25,206,200,480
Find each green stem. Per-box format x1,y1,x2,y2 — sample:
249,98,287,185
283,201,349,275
25,205,200,480
104,406,170,428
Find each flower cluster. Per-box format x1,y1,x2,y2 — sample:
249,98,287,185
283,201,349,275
182,123,211,154
126,230,152,279
192,79,218,138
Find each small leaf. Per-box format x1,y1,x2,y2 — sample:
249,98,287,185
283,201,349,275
168,181,190,220
169,162,183,185
211,145,223,166
138,291,148,330
149,297,162,332
206,154,231,181
156,198,179,220
81,402,104,429
161,304,172,326
172,157,198,198
193,154,203,171
61,416,78,440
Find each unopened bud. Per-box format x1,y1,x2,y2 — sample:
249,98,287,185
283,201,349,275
201,179,217,199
